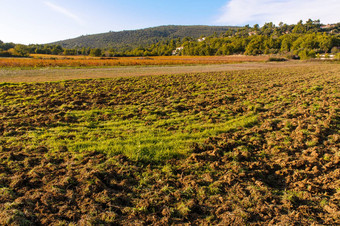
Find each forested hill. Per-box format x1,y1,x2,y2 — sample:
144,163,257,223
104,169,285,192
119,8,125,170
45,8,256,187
2,20,339,58
51,25,237,50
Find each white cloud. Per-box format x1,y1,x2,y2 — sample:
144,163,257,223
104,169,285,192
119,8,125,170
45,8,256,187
217,0,340,25
44,1,83,25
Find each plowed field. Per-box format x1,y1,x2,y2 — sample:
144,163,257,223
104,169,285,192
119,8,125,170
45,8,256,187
0,63,339,225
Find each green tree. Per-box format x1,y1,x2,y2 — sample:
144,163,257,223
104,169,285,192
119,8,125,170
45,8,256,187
298,49,316,60
261,22,275,36
280,34,294,52
14,44,29,57
292,20,306,34
89,48,102,57
51,45,63,55
318,33,334,53
245,36,266,55
63,49,77,55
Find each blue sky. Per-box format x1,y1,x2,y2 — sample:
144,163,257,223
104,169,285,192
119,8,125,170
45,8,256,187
0,0,339,44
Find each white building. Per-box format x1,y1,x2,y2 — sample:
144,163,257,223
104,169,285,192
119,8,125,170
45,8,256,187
172,47,184,55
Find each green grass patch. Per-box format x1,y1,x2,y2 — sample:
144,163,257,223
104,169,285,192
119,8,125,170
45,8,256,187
23,109,257,162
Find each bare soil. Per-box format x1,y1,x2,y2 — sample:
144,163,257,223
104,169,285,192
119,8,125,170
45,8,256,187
0,61,312,83
0,63,339,225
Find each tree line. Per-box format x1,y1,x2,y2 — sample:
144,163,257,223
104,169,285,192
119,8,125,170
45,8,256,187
1,20,339,59
0,42,101,57
125,20,340,59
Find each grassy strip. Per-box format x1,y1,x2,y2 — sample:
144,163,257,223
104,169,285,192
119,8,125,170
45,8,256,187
22,109,257,162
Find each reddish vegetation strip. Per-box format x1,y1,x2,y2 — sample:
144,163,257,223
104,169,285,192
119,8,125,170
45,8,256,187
0,55,269,68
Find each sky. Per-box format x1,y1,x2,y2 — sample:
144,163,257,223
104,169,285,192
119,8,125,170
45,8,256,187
0,0,339,45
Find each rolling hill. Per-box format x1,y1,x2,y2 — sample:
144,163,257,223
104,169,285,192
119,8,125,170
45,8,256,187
51,25,238,50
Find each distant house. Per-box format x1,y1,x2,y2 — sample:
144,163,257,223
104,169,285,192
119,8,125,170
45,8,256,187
319,54,335,60
321,24,336,29
248,31,257,36
172,46,184,55
198,37,206,42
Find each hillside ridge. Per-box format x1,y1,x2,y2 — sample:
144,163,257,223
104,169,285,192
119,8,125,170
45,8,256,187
51,25,238,50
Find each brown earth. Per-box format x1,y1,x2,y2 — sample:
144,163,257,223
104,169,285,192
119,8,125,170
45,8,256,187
0,63,339,225
0,61,312,83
